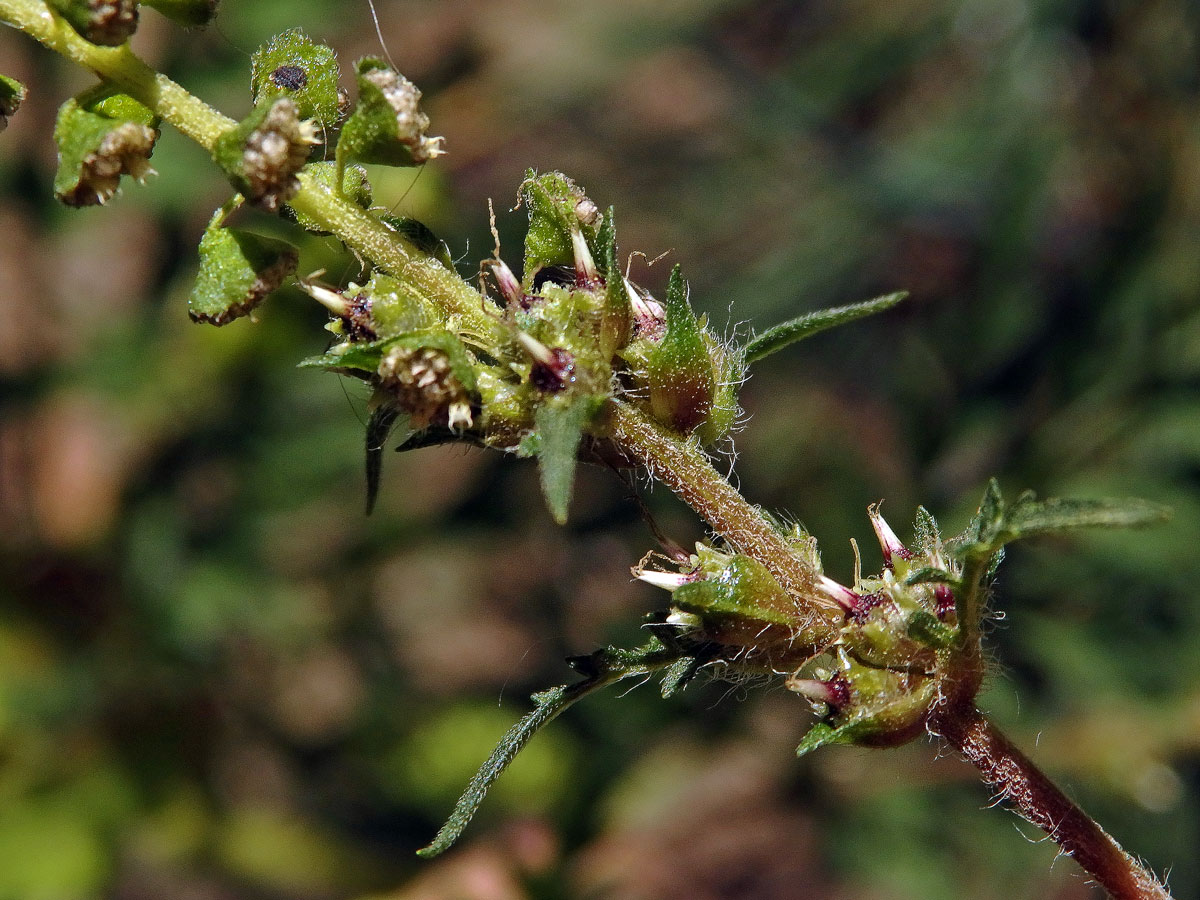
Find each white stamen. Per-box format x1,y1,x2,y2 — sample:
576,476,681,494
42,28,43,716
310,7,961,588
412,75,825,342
515,331,556,366
636,570,690,590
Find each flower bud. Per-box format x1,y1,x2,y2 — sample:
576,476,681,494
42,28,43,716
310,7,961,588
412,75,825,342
1,75,25,133
869,503,912,567
660,548,838,669
214,97,319,212
53,89,159,207
48,0,138,46
337,58,445,170
794,657,936,752
376,332,477,429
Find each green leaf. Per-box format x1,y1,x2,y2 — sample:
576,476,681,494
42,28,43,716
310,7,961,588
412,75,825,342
743,291,907,364
595,205,616,279
337,58,444,171
53,87,159,207
534,394,602,524
1,74,26,132
646,265,715,434
298,341,388,373
378,214,455,269
796,720,856,757
251,29,342,134
947,479,1169,564
141,0,219,26
695,344,743,446
659,655,704,698
419,637,685,858
189,209,298,325
1004,494,1171,538
284,161,371,233
416,679,603,858
47,0,138,45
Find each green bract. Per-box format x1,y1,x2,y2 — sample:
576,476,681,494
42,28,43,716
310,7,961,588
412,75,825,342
520,170,602,281
336,58,444,174
188,206,299,325
645,265,716,434
53,86,159,206
47,0,137,45
0,74,25,132
251,29,342,135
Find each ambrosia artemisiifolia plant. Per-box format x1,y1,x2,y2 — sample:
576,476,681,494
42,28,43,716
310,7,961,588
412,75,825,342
0,2,1175,897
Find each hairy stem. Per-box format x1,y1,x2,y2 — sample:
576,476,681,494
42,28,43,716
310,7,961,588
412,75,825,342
287,177,499,339
934,705,1171,900
0,0,233,147
608,399,839,617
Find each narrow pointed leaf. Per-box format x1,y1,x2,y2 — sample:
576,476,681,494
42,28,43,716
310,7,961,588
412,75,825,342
298,340,388,372
417,677,611,858
903,566,957,587
912,506,941,555
660,654,707,698
534,395,601,524
599,207,631,355
1004,495,1170,538
365,406,407,515
905,610,956,649
744,292,907,364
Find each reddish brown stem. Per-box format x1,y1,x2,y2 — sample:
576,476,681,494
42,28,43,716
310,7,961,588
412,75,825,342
933,705,1171,900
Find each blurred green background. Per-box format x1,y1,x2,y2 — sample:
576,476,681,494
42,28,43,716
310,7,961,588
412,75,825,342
2,0,1199,898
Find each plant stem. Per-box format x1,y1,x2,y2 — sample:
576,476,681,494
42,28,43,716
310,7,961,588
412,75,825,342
0,0,501,336
933,705,1172,900
287,177,500,338
0,0,233,148
608,399,840,617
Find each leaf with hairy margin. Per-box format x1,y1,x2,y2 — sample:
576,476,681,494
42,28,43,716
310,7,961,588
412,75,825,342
744,292,907,364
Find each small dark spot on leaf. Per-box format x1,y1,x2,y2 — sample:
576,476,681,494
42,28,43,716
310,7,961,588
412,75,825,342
270,65,308,91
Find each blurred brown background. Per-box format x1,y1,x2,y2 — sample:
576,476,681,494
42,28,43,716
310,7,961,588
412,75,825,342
2,0,1199,898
